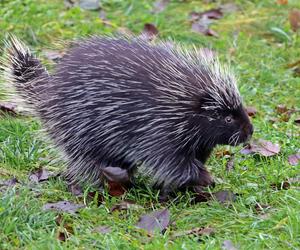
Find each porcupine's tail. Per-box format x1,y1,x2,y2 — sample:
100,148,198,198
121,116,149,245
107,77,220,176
1,35,49,112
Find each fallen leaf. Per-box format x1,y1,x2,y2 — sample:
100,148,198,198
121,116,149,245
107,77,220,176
86,191,104,206
245,106,257,117
93,225,112,234
0,102,17,116
29,168,56,183
42,201,85,214
276,104,288,114
277,0,288,4
240,139,280,157
254,203,271,213
193,190,237,204
107,181,127,196
152,0,169,13
270,181,290,190
222,240,238,250
68,184,83,196
136,208,170,234
110,200,142,212
140,23,159,41
191,16,219,37
55,215,74,241
0,177,19,187
220,3,239,13
288,153,300,166
295,117,300,125
225,156,235,172
79,0,101,10
289,9,300,32
173,227,214,238
213,190,237,203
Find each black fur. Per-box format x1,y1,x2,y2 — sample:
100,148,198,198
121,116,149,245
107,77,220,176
6,36,253,193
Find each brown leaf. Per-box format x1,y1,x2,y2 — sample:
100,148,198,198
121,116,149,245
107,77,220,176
152,0,169,13
140,23,159,41
93,225,112,234
86,191,105,206
213,190,237,203
276,104,288,114
245,106,257,117
288,153,300,166
42,201,85,214
289,9,300,32
108,181,127,196
277,0,288,4
68,184,83,196
110,200,142,212
55,215,74,241
0,177,19,187
191,17,219,37
0,102,17,116
270,181,290,190
29,168,56,183
240,139,280,157
173,227,215,238
136,208,170,234
254,203,271,213
222,240,238,250
295,117,300,125
225,156,235,172
220,3,239,13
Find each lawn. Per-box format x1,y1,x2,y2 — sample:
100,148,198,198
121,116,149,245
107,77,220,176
0,0,299,249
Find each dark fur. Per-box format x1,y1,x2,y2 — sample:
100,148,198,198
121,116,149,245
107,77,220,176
6,36,253,193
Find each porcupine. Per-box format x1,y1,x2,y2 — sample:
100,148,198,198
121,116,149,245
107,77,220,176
3,35,253,194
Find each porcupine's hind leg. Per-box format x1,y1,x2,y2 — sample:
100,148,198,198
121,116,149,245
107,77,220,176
158,159,214,199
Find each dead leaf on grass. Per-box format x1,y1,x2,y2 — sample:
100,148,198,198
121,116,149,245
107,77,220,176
0,102,17,116
136,208,170,234
152,0,169,13
222,240,238,250
110,200,142,212
0,177,19,187
29,168,57,183
245,106,257,117
277,0,288,5
140,23,159,41
289,9,300,32
225,155,235,172
288,153,300,166
93,225,112,234
43,201,85,214
240,139,280,157
173,226,215,238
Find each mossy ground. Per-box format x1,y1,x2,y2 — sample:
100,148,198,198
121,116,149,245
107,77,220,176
0,0,299,249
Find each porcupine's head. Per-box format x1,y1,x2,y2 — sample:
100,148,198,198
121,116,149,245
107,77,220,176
185,49,254,149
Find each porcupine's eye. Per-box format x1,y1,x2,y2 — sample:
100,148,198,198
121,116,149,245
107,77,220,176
225,115,233,123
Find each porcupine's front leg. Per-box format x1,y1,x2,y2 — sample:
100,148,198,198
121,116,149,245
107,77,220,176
159,159,214,200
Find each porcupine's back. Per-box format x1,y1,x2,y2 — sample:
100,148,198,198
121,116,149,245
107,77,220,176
4,36,242,187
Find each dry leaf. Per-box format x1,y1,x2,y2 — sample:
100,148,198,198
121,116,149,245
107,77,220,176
93,225,112,234
289,9,300,32
136,208,170,234
110,200,142,212
173,227,214,238
43,201,85,214
288,153,300,166
245,106,257,117
140,23,159,41
240,139,280,157
29,168,56,183
152,0,169,13
277,0,288,4
0,102,17,116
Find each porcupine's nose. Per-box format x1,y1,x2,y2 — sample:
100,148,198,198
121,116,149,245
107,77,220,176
244,123,254,141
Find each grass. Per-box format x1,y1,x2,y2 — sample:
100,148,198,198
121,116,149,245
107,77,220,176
0,0,299,249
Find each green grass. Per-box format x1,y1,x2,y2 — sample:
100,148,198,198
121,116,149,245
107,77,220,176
0,0,300,249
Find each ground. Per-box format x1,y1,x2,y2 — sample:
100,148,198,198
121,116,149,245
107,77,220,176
0,0,299,249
